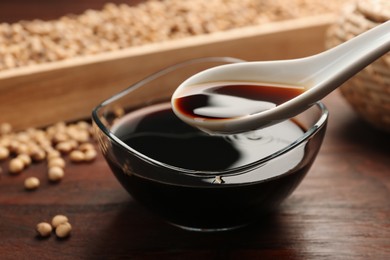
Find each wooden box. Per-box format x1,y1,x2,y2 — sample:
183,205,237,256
0,15,335,130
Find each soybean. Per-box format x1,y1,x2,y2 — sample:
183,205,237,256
51,215,69,228
48,166,64,182
24,177,40,190
55,222,72,238
36,222,52,237
8,158,24,174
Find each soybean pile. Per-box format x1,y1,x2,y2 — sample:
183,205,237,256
0,0,349,71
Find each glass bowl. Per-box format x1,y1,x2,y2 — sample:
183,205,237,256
92,57,329,232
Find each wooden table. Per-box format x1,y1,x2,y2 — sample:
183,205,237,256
1,90,389,259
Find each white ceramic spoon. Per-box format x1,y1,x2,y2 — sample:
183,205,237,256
172,20,390,134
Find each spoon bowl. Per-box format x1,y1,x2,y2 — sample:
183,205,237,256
172,20,390,134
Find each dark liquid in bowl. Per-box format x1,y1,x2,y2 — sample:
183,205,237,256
107,102,321,230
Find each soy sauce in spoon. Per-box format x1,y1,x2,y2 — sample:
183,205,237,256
173,81,305,120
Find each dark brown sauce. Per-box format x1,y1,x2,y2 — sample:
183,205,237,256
173,82,305,120
106,102,322,230
113,103,304,172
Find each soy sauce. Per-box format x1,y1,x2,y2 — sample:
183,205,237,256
107,102,322,230
112,102,305,172
173,82,305,120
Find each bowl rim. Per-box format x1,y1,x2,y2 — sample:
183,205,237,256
92,57,329,177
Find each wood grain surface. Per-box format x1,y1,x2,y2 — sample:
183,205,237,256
1,90,389,260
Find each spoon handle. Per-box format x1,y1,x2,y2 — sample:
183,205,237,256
256,20,390,130
307,20,390,90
